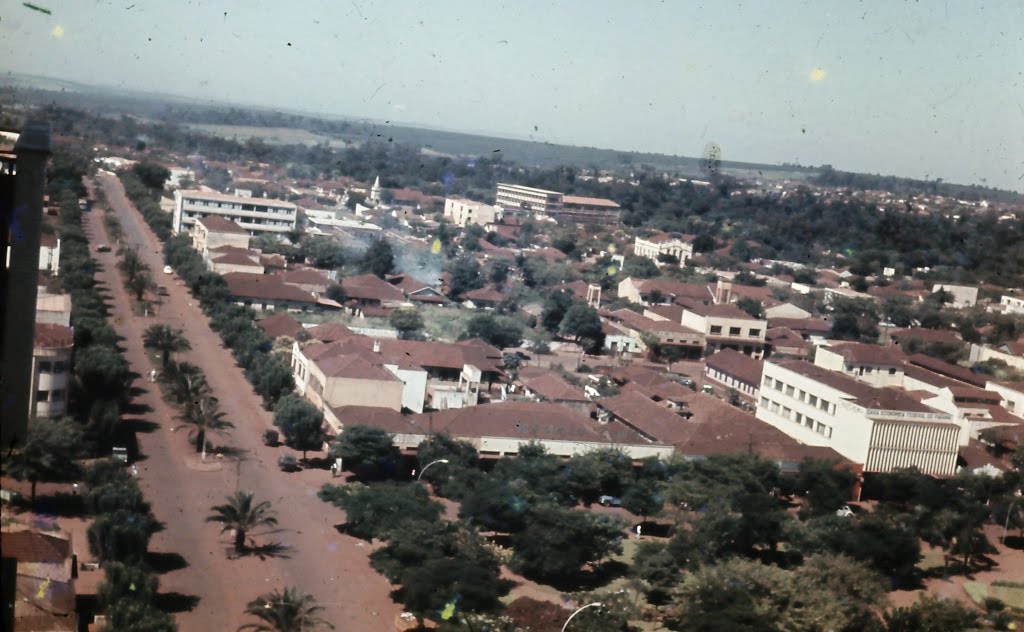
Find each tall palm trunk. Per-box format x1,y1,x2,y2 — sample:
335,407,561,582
235,528,246,552
195,428,205,453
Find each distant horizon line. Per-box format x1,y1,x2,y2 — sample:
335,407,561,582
3,71,1021,195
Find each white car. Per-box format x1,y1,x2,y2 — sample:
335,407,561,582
835,505,854,518
163,265,173,274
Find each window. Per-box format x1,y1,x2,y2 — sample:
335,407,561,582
760,396,769,408
864,366,873,373
785,385,794,396
36,390,49,402
805,416,814,429
774,380,784,392
782,406,792,418
888,368,897,375
748,329,761,337
38,361,52,372
795,412,803,424
53,361,67,373
51,390,64,402
819,399,830,411
770,401,780,413
729,326,742,336
710,325,722,335
809,394,818,406
798,390,805,401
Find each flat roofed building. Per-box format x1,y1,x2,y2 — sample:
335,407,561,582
191,215,251,254
680,300,768,358
756,359,967,476
495,183,562,216
815,341,906,388
174,188,298,236
32,323,73,418
1000,295,1024,315
443,197,501,227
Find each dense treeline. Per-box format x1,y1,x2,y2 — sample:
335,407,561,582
31,104,1024,288
815,165,1024,204
118,169,295,407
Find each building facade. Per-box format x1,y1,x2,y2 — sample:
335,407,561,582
495,183,562,215
173,189,298,236
443,197,501,227
633,234,693,265
31,323,73,418
680,303,767,358
756,360,966,476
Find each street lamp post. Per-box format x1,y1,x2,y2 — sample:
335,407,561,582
417,458,450,481
1002,497,1022,544
561,602,602,632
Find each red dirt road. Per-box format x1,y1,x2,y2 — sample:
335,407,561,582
91,173,400,630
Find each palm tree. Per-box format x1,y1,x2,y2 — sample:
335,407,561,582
238,587,334,632
207,491,279,554
143,324,192,370
167,362,233,452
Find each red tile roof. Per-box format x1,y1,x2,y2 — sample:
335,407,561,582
211,250,262,266
822,341,905,366
773,360,940,413
316,354,401,382
768,317,832,334
222,272,317,304
307,322,356,343
196,215,248,234
522,373,587,402
599,390,691,443
1,531,71,564
706,349,764,385
890,328,963,345
34,323,73,349
256,312,305,339
464,287,506,303
907,354,987,387
341,273,406,302
562,195,620,209
277,267,332,288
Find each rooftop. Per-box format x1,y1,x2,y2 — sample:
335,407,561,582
907,354,987,387
522,373,588,402
196,215,249,234
222,272,317,304
342,273,406,302
34,323,74,349
561,195,620,208
706,348,764,385
821,341,906,366
256,312,305,339
772,360,942,414
179,188,297,209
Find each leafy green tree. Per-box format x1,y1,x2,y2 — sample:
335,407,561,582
632,541,681,604
397,535,512,623
733,491,789,555
488,260,511,287
622,478,664,524
462,313,524,349
143,324,191,369
272,395,325,460
561,449,633,505
558,303,605,352
7,417,85,503
88,509,160,564
370,519,459,582
324,284,347,303
100,599,177,632
132,162,172,191
75,344,132,408
794,458,857,516
541,290,576,331
735,297,764,319
623,256,660,278
883,595,979,632
389,308,425,340
510,506,626,584
458,477,532,533
447,256,484,299
329,425,399,477
415,434,478,488
239,586,335,632
359,238,395,278
97,561,158,610
86,477,151,515
300,236,346,269
206,491,279,554
319,482,444,541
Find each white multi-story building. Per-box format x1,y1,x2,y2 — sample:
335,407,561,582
633,234,693,265
756,359,967,476
443,197,502,227
814,342,905,388
1000,295,1024,315
680,302,767,358
495,183,563,215
31,323,73,418
173,189,298,236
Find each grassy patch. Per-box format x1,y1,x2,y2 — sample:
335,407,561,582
964,582,1024,611
420,305,477,342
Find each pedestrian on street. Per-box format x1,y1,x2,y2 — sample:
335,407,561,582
636,524,642,540
131,464,139,478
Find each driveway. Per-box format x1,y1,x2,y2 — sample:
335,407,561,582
91,173,400,630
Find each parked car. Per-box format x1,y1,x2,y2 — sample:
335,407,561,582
598,495,622,507
157,286,169,296
277,455,301,472
95,244,111,252
835,505,854,518
162,265,173,274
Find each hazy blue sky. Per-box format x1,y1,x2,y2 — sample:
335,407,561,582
3,1,1022,190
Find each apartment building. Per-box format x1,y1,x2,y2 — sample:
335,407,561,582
756,360,966,476
191,215,251,254
633,234,693,265
443,197,501,227
31,323,73,418
173,188,298,236
1000,295,1024,315
494,183,562,215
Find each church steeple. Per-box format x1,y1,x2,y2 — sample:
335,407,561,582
370,175,382,204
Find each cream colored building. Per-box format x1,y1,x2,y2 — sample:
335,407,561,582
680,303,767,358
814,342,905,387
191,215,252,254
299,351,404,412
932,284,978,308
174,188,298,235
1000,295,1024,315
495,183,562,215
986,381,1024,417
31,323,73,418
444,197,501,227
757,360,967,476
633,234,693,265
